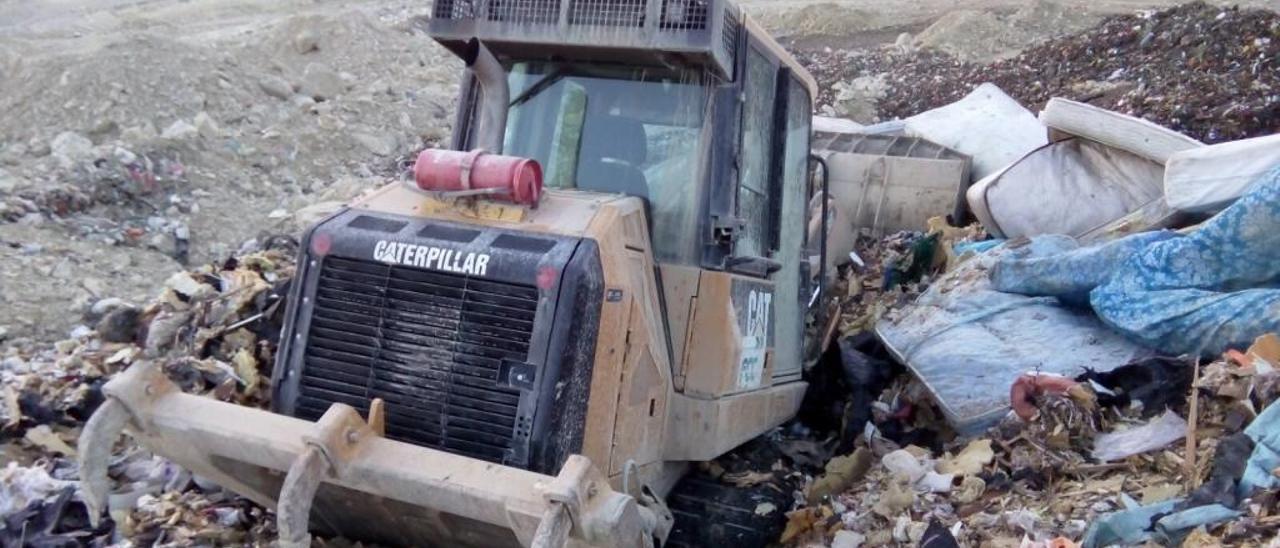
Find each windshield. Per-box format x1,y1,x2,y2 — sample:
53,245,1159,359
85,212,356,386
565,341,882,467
503,61,710,264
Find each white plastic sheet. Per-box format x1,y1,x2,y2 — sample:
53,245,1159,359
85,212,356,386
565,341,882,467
0,462,80,517
1092,410,1188,462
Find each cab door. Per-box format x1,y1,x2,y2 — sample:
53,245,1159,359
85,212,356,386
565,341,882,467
668,35,813,398
732,40,812,385
769,73,812,383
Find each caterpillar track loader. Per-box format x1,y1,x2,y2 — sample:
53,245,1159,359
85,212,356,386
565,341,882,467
79,0,831,545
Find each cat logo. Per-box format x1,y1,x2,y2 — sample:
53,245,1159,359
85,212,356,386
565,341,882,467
372,240,490,276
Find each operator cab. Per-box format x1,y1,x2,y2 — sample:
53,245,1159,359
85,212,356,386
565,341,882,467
434,0,818,382
438,0,816,273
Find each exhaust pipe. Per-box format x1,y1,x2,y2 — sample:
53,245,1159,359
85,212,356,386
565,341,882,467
462,39,508,154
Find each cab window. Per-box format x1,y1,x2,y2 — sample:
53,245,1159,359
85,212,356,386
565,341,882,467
735,46,778,258
502,62,710,264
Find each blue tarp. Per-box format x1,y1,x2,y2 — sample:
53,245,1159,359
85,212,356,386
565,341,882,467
992,165,1280,356
876,236,1149,434
1081,497,1179,547
1081,495,1242,547
1242,399,1280,495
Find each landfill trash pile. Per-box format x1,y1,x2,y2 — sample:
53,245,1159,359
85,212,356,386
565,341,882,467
750,191,1277,547
719,4,1280,539
829,226,967,343
775,338,1280,547
0,240,295,545
797,2,1280,143
714,234,1280,547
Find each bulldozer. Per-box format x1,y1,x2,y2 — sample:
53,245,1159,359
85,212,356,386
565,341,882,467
79,0,831,545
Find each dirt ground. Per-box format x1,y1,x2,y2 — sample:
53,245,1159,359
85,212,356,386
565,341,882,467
0,0,459,343
0,0,1273,345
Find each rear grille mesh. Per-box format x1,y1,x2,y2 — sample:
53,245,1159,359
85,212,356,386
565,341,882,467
295,256,537,463
433,0,477,19
568,0,646,26
485,0,561,23
721,8,739,61
659,0,708,30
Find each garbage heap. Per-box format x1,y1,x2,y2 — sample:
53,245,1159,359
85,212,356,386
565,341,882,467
764,25,1280,543
798,1,1280,144
0,239,295,545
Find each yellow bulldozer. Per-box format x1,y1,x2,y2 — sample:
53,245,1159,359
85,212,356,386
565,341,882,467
79,0,834,545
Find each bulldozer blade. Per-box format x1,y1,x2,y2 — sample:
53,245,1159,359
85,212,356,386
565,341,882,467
79,361,656,548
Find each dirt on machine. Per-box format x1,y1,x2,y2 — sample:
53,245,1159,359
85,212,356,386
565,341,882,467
77,0,833,546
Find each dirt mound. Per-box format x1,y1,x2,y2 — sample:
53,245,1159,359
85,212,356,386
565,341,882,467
753,3,893,37
913,0,1100,62
799,1,1280,143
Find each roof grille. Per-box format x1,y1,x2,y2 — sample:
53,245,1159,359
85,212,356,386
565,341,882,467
659,0,709,30
568,0,646,26
433,0,477,20
486,0,561,23
428,0,738,78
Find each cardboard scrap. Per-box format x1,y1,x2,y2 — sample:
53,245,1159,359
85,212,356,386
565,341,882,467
24,424,77,456
937,439,994,476
1249,333,1280,371
807,447,873,504
1139,483,1182,505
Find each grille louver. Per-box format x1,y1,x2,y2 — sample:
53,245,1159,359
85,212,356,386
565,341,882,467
295,256,537,463
721,8,739,63
433,0,477,20
428,0,737,79
659,0,708,30
568,0,646,26
486,0,561,23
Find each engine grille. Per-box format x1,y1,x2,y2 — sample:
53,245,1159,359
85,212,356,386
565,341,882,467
295,256,537,463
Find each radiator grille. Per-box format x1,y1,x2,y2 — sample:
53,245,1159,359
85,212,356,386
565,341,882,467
295,256,537,463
